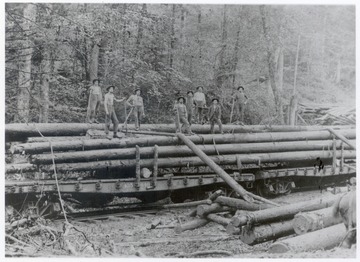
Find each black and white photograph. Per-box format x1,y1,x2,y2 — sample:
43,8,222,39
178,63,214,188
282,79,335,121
2,0,358,259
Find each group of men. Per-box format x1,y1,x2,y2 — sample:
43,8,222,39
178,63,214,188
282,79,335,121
86,80,248,138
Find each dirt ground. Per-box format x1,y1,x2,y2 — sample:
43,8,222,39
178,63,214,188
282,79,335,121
6,189,356,258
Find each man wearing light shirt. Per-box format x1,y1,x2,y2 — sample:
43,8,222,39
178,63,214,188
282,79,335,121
104,86,125,138
194,86,207,124
86,79,103,124
126,88,145,131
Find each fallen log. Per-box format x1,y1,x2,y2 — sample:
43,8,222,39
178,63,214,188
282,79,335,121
197,203,232,217
11,129,356,154
188,190,223,217
207,214,231,226
327,128,356,150
40,150,356,173
163,199,212,209
293,207,343,235
214,196,272,211
27,136,87,143
30,139,353,165
239,220,295,245
174,218,209,234
6,123,354,141
268,223,347,253
230,194,340,227
5,163,37,173
226,223,241,235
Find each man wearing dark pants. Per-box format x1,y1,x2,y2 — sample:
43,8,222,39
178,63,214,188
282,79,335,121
233,85,248,124
209,98,223,134
87,79,103,124
104,86,125,138
126,88,145,131
194,86,207,124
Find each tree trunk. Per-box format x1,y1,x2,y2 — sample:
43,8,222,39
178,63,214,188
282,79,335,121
293,207,343,235
216,5,228,89
197,203,232,217
293,35,301,95
232,7,242,86
268,223,346,253
39,48,51,123
174,218,209,234
15,4,37,123
135,4,147,58
239,220,294,245
289,95,298,126
207,214,231,226
259,5,283,124
230,195,339,227
89,39,100,82
214,196,272,211
121,4,127,62
169,4,176,70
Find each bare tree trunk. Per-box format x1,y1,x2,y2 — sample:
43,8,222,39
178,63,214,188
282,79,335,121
259,5,284,124
232,7,242,86
293,35,301,95
169,4,176,69
274,47,283,91
121,4,127,63
179,5,186,70
39,48,51,123
89,39,100,82
216,5,228,89
15,4,37,123
135,4,147,58
197,7,202,59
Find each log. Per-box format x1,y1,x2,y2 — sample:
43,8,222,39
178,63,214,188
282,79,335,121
5,163,36,173
177,133,253,202
163,199,212,209
27,136,87,143
214,196,272,211
327,128,356,150
207,214,231,226
11,129,356,154
268,223,347,253
226,223,241,235
239,220,295,245
230,194,340,228
293,207,343,235
6,123,354,141
197,203,232,217
30,139,353,165
188,190,223,217
174,218,209,234
40,150,356,173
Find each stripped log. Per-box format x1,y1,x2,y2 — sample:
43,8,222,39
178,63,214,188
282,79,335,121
174,218,209,234
268,223,347,253
327,128,356,150
6,123,354,141
214,196,272,211
11,129,356,154
230,195,340,227
5,163,36,173
30,139,353,164
188,190,224,217
293,207,343,235
27,136,87,143
239,220,295,245
197,203,232,217
40,150,356,173
206,214,231,226
226,223,241,235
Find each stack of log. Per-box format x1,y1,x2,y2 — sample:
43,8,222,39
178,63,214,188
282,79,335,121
174,190,351,252
298,103,356,126
5,123,356,177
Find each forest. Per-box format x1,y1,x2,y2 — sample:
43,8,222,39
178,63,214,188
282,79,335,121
5,3,356,125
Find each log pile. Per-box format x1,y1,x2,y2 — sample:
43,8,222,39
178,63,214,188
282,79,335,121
174,191,352,251
5,125,356,177
298,103,356,126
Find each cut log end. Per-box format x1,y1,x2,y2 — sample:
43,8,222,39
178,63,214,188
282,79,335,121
268,242,291,253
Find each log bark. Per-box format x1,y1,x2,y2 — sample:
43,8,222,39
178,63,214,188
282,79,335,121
174,218,209,234
163,199,212,209
293,207,343,235
214,196,272,211
6,163,36,173
6,123,354,141
207,214,231,226
239,220,294,245
197,203,232,217
30,139,354,164
268,223,347,253
177,133,253,202
230,195,340,228
40,150,356,173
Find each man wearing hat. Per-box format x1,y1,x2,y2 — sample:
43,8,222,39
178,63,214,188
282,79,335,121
233,85,248,124
173,96,193,134
104,86,125,138
194,86,207,124
209,98,223,134
86,79,103,124
186,91,195,125
126,88,145,131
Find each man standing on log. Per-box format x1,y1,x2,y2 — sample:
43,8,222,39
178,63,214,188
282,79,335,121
233,86,248,124
174,96,193,135
86,79,103,124
186,91,195,125
209,98,223,134
126,88,145,131
194,86,207,124
104,86,125,138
